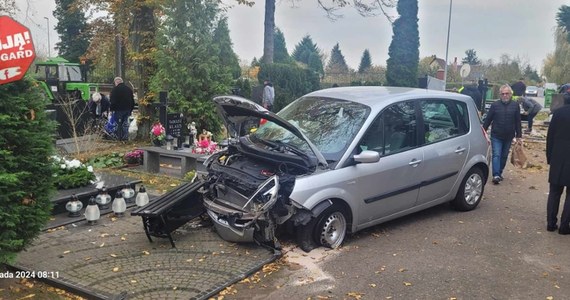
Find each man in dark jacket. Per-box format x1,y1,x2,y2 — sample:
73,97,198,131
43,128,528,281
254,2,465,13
483,84,522,184
510,78,526,97
110,77,135,141
517,97,542,133
546,93,570,234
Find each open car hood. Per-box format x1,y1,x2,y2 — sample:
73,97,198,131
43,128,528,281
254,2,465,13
212,95,328,168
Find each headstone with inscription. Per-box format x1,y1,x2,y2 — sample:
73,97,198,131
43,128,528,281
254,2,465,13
166,113,184,149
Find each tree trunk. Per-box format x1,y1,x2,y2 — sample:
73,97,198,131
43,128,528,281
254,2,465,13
262,0,275,64
129,3,157,140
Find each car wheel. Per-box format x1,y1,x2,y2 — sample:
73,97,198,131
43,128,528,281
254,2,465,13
453,167,484,211
313,204,347,249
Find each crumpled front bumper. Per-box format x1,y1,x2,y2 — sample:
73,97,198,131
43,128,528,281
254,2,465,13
203,175,280,243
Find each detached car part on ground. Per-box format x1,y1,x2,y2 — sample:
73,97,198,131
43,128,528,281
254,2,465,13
199,87,491,252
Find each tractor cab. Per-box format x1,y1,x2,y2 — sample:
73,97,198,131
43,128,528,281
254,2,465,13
35,57,96,101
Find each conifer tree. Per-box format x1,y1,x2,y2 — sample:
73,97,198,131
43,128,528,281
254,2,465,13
386,0,419,87
54,0,91,61
358,49,373,73
292,35,324,75
326,43,349,74
150,0,232,134
214,17,241,79
273,28,294,64
0,78,56,263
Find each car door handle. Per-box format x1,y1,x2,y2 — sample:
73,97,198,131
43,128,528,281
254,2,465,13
408,159,422,167
455,147,466,154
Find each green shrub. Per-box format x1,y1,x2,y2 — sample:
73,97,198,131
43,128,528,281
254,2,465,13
86,152,125,169
258,63,320,111
0,77,56,263
51,156,96,189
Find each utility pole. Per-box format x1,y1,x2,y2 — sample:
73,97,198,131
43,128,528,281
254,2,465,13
44,17,51,58
443,0,453,91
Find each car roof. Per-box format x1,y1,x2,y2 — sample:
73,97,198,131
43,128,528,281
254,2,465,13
304,86,472,108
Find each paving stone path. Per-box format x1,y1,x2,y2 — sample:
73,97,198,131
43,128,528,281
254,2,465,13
11,213,278,300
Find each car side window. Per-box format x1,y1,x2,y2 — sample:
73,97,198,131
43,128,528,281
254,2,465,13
359,101,416,155
421,100,467,144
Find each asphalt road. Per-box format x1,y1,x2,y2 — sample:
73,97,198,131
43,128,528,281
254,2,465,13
225,139,569,300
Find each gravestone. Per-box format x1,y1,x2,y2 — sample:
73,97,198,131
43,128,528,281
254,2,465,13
167,112,184,149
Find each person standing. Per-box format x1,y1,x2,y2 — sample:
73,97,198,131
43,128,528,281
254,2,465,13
262,80,275,112
517,96,543,134
546,94,570,234
483,84,522,184
511,78,526,97
110,77,135,141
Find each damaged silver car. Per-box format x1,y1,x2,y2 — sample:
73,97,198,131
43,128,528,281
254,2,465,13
201,87,490,252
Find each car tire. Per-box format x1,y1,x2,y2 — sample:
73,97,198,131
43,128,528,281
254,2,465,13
453,167,485,211
313,204,348,249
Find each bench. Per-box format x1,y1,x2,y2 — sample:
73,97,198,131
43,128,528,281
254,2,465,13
131,181,205,247
140,146,207,177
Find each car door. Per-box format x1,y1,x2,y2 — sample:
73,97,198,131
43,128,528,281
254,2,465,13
415,99,470,205
354,100,424,226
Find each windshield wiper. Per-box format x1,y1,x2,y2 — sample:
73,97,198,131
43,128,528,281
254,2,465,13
260,139,307,157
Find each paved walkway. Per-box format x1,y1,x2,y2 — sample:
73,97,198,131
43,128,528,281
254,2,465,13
9,209,279,299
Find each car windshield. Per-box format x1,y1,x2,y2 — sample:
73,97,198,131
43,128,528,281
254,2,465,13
251,97,370,163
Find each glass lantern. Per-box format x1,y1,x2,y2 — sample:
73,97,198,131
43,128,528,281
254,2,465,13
84,196,101,225
66,194,83,217
122,182,135,204
95,186,112,210
135,185,150,207
166,135,174,150
112,191,126,217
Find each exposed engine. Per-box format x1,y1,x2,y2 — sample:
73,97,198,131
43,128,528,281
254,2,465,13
202,144,300,249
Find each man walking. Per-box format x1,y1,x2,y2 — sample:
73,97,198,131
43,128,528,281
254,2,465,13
262,80,275,112
546,93,570,234
511,78,526,97
483,84,522,184
110,77,135,141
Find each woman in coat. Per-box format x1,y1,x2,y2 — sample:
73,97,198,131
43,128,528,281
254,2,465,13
546,93,570,234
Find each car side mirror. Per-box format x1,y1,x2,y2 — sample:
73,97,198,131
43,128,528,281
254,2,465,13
353,150,380,164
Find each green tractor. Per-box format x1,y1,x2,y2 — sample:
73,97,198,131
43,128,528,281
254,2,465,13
35,57,103,139
34,56,100,101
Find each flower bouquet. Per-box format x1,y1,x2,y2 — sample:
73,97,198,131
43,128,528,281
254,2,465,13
151,122,166,146
124,149,144,165
52,156,96,189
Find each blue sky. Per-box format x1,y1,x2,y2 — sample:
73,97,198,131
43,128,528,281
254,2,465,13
14,0,567,71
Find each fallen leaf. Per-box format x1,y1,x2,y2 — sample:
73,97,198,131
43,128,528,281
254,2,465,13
369,283,377,288
121,236,126,241
99,243,105,247
186,259,193,262
130,280,137,283
398,268,407,272
110,254,118,258
346,292,364,299
142,251,150,255
112,267,120,272
84,257,92,261
170,183,177,187
100,233,109,237
458,221,464,224
546,297,553,300
403,282,412,286
63,250,71,254
17,294,35,299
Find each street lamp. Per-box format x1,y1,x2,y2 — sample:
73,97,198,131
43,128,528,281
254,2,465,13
443,0,453,90
44,17,51,58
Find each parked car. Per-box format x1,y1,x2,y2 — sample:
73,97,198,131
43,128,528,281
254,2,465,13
525,86,538,97
202,87,491,252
